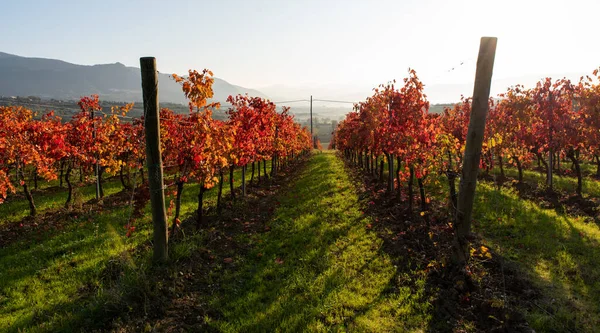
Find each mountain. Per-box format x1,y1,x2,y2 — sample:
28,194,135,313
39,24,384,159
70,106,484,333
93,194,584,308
0,52,268,104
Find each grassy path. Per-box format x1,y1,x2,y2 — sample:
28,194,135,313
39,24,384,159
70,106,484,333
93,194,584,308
208,152,430,332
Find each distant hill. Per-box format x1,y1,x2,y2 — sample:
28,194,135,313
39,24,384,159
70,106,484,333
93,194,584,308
0,52,268,104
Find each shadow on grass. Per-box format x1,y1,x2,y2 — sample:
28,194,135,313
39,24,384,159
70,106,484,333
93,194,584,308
341,155,600,332
493,166,600,200
342,156,539,332
0,205,151,332
467,183,600,332
420,181,600,332
206,152,430,332
0,179,123,225
0,158,284,332
208,155,354,330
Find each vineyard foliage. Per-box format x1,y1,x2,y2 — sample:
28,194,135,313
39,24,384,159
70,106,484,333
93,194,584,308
0,69,312,229
333,68,600,201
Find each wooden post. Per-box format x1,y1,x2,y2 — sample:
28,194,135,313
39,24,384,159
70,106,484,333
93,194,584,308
453,37,497,265
91,109,101,200
140,57,168,263
387,99,394,193
547,92,553,190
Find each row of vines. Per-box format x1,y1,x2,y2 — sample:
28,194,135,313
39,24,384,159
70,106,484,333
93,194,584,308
0,69,313,233
332,68,600,208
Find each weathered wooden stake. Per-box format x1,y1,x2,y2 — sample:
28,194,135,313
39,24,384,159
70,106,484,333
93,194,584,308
547,92,554,190
453,37,497,265
140,57,168,263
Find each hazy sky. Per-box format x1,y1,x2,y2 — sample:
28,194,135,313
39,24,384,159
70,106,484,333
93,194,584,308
2,0,599,101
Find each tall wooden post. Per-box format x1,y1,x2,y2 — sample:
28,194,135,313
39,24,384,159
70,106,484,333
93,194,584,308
140,57,168,263
387,98,394,194
91,110,101,200
453,37,497,264
547,91,553,190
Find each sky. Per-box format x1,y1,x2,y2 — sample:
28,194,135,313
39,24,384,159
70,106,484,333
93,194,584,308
2,0,599,103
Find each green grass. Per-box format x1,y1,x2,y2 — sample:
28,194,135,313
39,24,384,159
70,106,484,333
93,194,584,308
208,152,431,332
0,206,153,331
4,152,600,332
0,178,122,224
579,162,598,176
471,183,600,332
0,162,271,332
372,157,600,331
492,166,600,198
417,166,600,332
